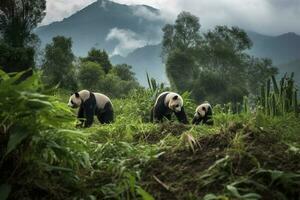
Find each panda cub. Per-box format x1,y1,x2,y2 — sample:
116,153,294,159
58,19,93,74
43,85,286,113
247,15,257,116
192,102,213,125
151,91,188,124
68,90,114,127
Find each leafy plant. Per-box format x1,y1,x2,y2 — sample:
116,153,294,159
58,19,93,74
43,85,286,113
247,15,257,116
259,74,298,117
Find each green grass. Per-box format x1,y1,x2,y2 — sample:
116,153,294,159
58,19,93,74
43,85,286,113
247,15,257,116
1,71,300,200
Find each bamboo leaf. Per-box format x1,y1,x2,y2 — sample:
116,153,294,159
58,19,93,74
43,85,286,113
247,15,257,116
0,184,11,200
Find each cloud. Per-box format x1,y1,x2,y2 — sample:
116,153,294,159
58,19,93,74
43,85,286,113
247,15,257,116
106,28,156,56
42,0,95,25
111,0,300,35
131,6,164,21
44,0,300,35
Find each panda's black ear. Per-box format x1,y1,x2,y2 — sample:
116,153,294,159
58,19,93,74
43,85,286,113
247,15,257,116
173,95,178,100
75,92,80,98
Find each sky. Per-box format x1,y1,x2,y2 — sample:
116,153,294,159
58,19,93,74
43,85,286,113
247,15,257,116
43,0,300,36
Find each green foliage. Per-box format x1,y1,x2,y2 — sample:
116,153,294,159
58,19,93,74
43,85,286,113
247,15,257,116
42,36,77,90
112,64,137,82
1,70,299,200
259,74,299,117
0,0,46,48
81,48,112,73
166,49,196,92
0,42,35,74
0,70,88,198
77,60,140,98
162,12,277,104
78,61,105,90
146,72,165,96
0,184,11,200
99,72,140,98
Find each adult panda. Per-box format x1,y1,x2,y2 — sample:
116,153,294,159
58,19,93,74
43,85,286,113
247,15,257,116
192,102,213,125
150,91,188,124
68,90,114,127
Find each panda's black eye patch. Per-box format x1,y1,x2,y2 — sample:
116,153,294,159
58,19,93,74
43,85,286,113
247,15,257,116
202,107,206,111
175,104,179,107
71,100,74,104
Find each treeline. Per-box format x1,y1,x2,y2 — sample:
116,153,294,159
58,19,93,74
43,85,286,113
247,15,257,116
1,1,281,104
41,36,140,97
0,0,140,98
162,12,278,104
0,0,45,77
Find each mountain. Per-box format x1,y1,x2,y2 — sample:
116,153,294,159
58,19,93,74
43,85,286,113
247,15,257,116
248,32,300,64
110,31,300,86
278,59,300,88
111,44,167,85
36,0,300,86
36,0,164,56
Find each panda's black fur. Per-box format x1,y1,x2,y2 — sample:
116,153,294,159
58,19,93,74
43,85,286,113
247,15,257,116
70,90,114,127
192,103,213,125
150,92,188,124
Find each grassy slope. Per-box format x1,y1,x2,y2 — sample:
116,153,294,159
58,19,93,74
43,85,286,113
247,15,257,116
54,90,300,199
3,88,300,200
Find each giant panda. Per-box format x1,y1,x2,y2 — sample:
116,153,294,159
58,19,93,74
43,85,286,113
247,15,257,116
192,102,213,125
68,90,114,127
150,91,188,124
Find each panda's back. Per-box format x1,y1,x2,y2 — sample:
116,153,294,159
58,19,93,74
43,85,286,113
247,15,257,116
93,93,112,109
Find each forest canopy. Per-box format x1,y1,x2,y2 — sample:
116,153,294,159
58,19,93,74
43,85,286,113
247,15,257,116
162,12,277,104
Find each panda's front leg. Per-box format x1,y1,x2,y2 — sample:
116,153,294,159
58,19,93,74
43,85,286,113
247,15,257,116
192,116,201,125
83,105,95,128
77,106,85,127
174,107,188,124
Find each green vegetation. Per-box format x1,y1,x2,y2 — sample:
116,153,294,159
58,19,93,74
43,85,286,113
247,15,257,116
259,74,298,117
0,0,46,74
0,70,299,200
1,4,299,200
41,37,140,98
162,12,277,104
42,36,77,90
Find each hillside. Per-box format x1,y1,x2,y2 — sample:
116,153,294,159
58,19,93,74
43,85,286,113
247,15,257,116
248,31,300,64
36,0,300,86
278,59,300,88
36,0,164,56
1,71,300,200
111,44,168,85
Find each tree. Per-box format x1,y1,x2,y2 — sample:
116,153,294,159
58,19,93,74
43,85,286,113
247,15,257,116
42,36,77,90
162,11,200,58
200,26,253,82
247,58,278,94
112,64,137,82
78,61,105,90
0,42,34,73
162,12,277,104
166,49,196,92
173,11,201,50
0,0,46,47
162,12,200,93
0,0,45,75
81,48,112,73
100,73,140,98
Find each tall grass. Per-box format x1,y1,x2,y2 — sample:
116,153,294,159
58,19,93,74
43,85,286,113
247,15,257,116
259,74,298,117
1,70,299,200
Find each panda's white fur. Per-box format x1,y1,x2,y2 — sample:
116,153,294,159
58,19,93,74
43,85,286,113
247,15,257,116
68,90,114,127
94,93,113,111
151,91,188,124
68,89,112,110
194,102,211,118
155,91,183,113
68,90,89,108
